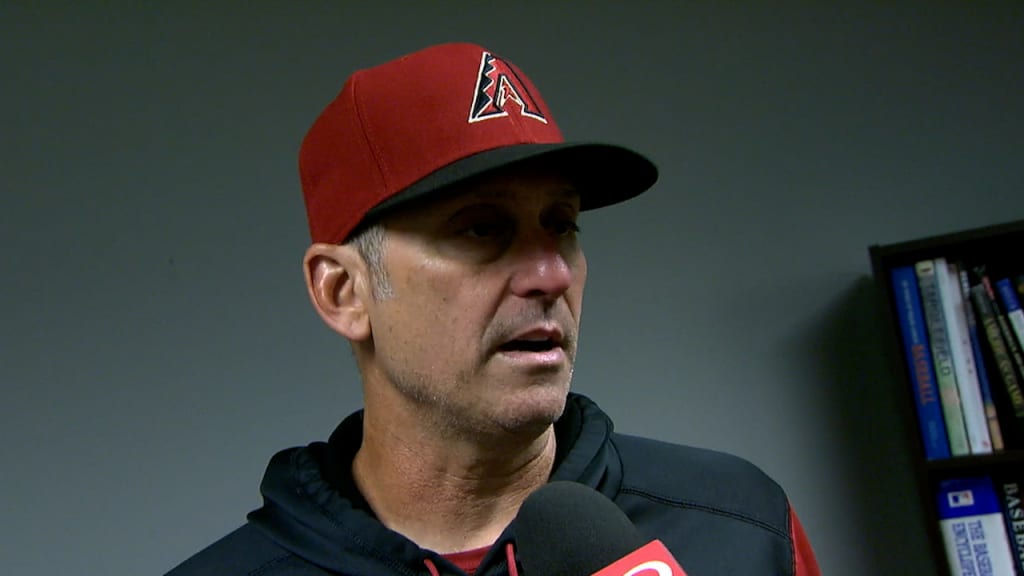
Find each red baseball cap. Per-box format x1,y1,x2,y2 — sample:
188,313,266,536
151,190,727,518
299,42,658,244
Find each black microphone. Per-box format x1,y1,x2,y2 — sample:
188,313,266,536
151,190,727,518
514,481,688,576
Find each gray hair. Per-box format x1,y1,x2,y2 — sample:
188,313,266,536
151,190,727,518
346,223,393,300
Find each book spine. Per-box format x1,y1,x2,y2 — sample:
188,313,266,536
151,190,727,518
980,274,1024,423
891,265,951,460
959,266,1005,451
937,476,1018,576
917,260,971,456
996,278,1024,354
994,474,1024,575
936,259,992,454
970,283,1024,422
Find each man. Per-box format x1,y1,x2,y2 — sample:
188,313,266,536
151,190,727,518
168,42,820,575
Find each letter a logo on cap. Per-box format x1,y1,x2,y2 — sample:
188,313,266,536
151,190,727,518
468,51,547,124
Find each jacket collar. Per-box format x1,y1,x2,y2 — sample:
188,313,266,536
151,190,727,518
249,393,620,575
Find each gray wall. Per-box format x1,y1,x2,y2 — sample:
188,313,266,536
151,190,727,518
3,2,1022,574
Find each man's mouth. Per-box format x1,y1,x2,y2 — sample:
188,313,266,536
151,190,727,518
496,325,566,356
499,337,560,353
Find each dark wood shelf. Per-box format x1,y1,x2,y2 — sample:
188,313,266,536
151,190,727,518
924,450,1024,475
868,218,1024,576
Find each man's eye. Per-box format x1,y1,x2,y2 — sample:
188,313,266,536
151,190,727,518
462,220,506,238
552,220,581,236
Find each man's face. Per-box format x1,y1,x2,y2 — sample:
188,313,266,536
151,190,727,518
363,166,587,438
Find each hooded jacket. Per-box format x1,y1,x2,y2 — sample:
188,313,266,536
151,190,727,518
166,393,818,575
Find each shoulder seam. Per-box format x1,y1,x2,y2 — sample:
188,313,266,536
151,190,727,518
786,499,797,576
618,486,790,540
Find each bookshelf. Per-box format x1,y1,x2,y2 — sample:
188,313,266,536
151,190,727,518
869,219,1024,576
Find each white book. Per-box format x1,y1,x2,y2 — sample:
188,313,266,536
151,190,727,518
935,258,992,454
938,476,1018,576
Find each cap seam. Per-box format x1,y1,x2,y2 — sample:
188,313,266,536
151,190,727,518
350,71,393,211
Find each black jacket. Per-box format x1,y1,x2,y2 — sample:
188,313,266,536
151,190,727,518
166,393,806,575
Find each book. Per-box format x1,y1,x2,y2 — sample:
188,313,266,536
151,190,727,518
917,259,971,456
891,265,951,460
977,270,1024,393
958,265,1005,451
996,278,1024,354
972,268,1024,442
994,472,1024,575
936,258,992,454
937,476,1018,576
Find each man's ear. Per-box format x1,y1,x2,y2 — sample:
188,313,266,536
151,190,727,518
303,243,372,341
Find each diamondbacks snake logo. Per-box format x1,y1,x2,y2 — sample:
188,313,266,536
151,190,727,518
468,51,547,124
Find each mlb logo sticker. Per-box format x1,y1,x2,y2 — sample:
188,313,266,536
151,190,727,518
947,489,975,508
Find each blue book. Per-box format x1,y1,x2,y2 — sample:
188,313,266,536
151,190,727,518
996,277,1024,352
891,265,951,460
937,477,1017,576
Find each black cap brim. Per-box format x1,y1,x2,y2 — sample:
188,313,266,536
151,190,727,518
362,142,658,226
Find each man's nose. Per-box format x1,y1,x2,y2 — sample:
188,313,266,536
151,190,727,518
507,234,576,300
